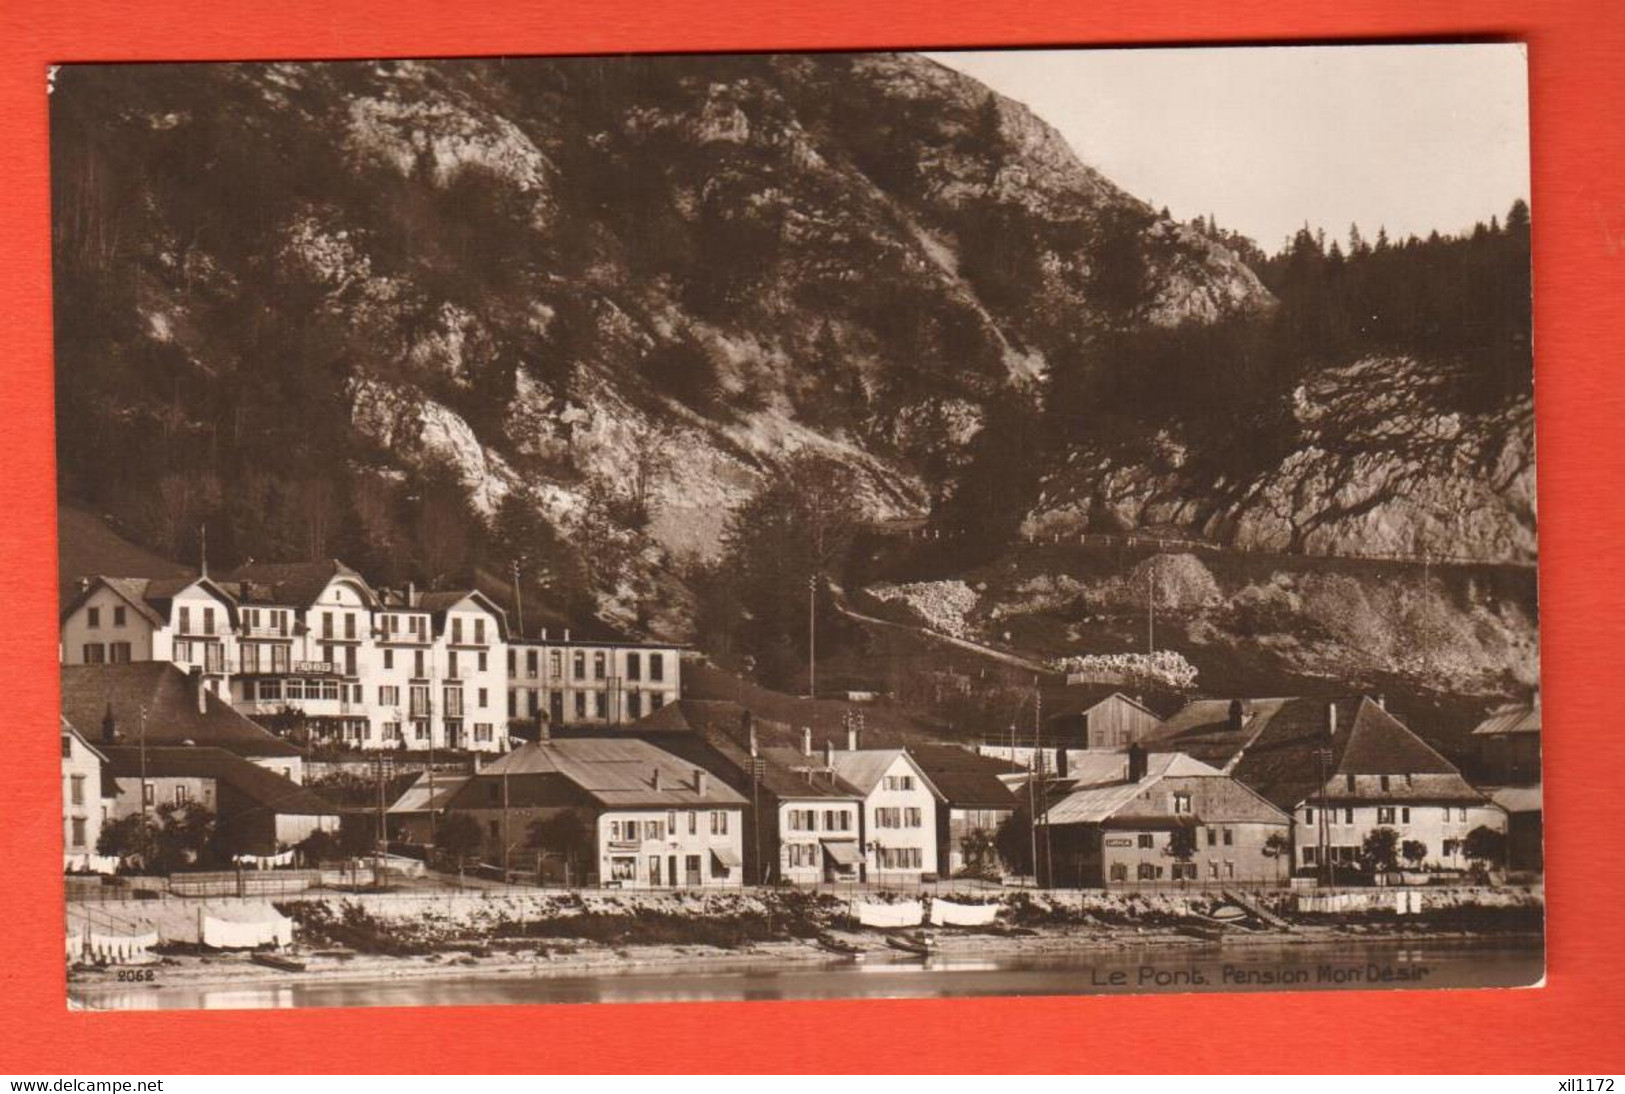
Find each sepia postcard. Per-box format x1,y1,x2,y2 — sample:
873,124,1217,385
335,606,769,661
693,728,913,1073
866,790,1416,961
51,44,1540,1011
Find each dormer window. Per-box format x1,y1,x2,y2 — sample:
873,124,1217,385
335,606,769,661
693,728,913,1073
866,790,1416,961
1172,791,1192,815
1380,775,1391,792
1345,773,1356,792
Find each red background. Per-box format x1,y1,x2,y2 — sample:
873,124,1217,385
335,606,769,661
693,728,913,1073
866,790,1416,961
2,0,1622,1074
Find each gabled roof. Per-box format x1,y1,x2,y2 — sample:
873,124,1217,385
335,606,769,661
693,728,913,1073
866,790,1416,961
755,747,864,800
1157,695,1471,811
1043,753,1286,828
636,699,756,737
101,745,337,816
472,738,747,808
61,663,300,759
827,749,944,800
1472,701,1542,737
1041,685,1169,722
222,560,376,610
418,590,509,638
61,574,237,627
1141,697,1296,768
60,715,108,764
905,745,1019,809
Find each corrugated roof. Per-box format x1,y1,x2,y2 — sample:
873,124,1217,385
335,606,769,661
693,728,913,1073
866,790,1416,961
61,663,299,758
1490,785,1543,814
101,745,337,816
387,772,470,814
477,738,747,808
1472,702,1542,737
1043,755,1285,827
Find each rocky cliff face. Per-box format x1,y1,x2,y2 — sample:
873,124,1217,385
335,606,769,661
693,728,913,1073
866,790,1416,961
52,54,1275,597
1026,357,1536,564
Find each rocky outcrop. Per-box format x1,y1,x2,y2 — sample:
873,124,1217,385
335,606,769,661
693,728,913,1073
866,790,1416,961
1027,357,1536,564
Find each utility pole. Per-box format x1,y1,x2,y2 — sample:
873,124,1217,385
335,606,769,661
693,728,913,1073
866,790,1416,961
138,704,149,824
1035,678,1051,889
511,558,525,638
1316,746,1333,888
807,573,817,700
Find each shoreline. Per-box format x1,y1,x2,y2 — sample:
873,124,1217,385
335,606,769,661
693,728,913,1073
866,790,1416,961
67,922,1544,1000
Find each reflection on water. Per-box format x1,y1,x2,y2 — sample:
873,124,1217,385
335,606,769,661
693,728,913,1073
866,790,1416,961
72,937,1542,1012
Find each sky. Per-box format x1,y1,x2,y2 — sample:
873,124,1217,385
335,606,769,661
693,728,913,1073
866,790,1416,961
927,44,1529,252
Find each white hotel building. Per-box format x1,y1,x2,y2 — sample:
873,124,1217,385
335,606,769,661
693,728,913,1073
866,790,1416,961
63,563,510,753
63,562,687,753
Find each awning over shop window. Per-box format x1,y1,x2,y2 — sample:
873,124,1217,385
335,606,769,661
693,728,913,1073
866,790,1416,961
821,839,862,866
711,846,742,868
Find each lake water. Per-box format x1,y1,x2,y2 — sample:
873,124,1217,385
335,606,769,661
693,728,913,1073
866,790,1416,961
71,936,1542,1011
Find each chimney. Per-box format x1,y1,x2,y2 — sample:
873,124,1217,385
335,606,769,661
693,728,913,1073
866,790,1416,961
1227,698,1245,735
748,723,758,758
694,768,707,795
541,627,549,641
1328,701,1339,738
473,754,483,773
652,767,662,791
1127,742,1148,784
537,710,550,743
406,581,416,608
825,739,835,768
847,724,859,752
78,577,90,593
1531,684,1541,709
801,726,812,756
1055,748,1069,779
101,701,117,744
563,628,571,642
189,666,207,713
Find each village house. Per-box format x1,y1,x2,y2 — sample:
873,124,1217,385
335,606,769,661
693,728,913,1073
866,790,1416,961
1489,786,1543,874
907,744,1020,879
440,734,747,888
99,744,341,856
506,631,683,730
1037,745,1293,888
827,734,944,884
61,574,241,696
755,733,866,886
61,716,114,869
1472,691,1541,786
1147,695,1507,878
61,661,306,782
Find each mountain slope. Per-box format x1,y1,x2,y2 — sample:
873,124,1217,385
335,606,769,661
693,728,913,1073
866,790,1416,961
50,54,1272,616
